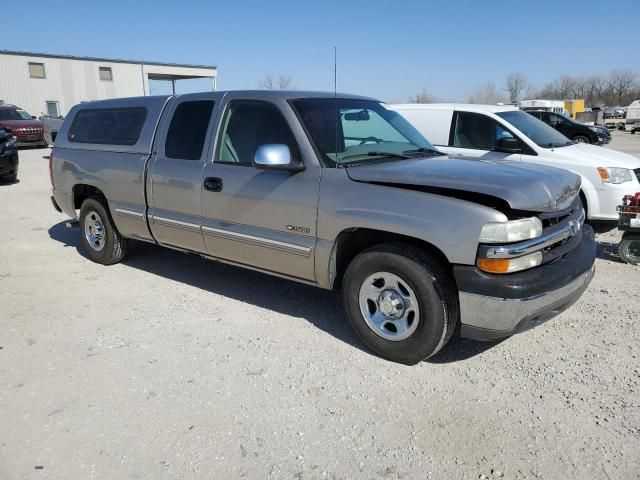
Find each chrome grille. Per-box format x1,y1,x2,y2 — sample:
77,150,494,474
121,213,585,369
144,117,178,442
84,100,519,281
536,198,585,264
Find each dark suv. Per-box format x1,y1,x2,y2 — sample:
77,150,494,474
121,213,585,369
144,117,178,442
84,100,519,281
0,127,18,182
527,110,610,145
0,104,47,148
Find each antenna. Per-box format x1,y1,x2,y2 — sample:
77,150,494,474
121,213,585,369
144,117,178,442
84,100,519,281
334,46,339,163
334,46,337,98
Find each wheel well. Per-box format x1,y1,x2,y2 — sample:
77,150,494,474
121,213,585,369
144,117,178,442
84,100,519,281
73,184,106,209
579,190,588,218
332,228,451,289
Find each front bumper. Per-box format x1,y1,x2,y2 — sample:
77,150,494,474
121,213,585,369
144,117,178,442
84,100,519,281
455,224,596,341
16,134,47,148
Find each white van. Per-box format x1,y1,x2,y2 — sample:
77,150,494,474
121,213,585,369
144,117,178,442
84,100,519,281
627,100,640,125
390,104,640,221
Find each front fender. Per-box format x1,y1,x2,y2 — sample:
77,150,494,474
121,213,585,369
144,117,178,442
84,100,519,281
315,169,507,287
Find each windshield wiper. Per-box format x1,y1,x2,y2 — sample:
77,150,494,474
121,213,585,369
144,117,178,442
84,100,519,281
341,151,412,160
402,147,444,156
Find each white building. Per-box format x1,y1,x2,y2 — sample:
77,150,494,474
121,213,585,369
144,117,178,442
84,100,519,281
0,50,217,118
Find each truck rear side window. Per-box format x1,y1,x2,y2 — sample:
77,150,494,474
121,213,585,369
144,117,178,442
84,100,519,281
68,108,147,145
165,100,215,160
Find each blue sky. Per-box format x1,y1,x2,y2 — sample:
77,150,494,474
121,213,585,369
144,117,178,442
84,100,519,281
5,0,640,102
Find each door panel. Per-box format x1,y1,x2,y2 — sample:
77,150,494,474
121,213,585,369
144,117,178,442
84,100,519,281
147,94,221,252
201,97,320,281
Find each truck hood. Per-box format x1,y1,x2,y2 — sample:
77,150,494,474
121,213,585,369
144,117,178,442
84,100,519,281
552,143,640,169
345,156,581,213
0,119,42,130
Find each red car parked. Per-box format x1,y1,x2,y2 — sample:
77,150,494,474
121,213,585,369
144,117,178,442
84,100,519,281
0,104,47,147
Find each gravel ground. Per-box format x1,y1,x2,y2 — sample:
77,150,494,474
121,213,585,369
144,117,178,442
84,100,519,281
1,133,639,480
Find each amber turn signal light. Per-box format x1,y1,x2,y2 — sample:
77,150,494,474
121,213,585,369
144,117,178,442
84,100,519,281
477,258,511,273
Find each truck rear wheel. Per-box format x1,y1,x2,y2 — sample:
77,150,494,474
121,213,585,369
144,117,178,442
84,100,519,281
342,244,458,364
619,232,640,265
79,197,128,265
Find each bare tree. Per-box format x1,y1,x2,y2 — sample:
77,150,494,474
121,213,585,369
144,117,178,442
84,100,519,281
505,73,528,103
277,74,294,89
569,77,588,100
554,76,575,99
259,74,275,89
583,75,607,106
468,81,507,104
520,82,539,101
409,88,435,103
510,70,638,107
607,70,637,105
259,74,295,90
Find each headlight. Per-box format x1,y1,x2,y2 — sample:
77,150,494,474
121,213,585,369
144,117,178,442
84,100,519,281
477,251,543,274
597,167,632,184
479,217,543,243
589,126,599,132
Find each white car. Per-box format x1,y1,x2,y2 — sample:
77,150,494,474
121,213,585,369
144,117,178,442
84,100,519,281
390,104,640,221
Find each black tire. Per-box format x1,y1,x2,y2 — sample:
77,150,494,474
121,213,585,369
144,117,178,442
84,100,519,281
572,135,590,144
342,243,458,365
0,172,17,183
619,232,640,265
579,192,588,219
79,197,128,265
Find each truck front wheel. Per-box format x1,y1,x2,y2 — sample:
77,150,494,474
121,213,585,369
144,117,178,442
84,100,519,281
342,244,458,364
79,197,128,265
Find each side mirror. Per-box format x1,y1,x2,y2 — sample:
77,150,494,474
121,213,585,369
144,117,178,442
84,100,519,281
32,116,37,119
253,144,304,172
496,137,521,154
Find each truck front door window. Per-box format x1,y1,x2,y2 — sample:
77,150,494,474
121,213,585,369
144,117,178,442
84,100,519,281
217,101,299,166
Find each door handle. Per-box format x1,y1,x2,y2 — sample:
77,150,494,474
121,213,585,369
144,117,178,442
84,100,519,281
204,177,223,192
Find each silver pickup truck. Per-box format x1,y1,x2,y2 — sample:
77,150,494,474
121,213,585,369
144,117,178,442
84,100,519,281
50,91,596,364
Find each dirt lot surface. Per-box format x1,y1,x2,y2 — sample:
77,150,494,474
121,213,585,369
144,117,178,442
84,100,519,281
1,132,639,479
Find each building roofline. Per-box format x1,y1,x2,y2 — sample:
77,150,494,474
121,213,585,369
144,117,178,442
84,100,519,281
0,49,216,70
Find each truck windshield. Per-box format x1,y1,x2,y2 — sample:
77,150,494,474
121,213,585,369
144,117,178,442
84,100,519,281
291,98,441,166
496,110,574,148
0,108,33,121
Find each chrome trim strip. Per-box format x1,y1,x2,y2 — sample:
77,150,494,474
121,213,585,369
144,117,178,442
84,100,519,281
202,225,312,257
153,215,201,233
481,209,585,259
114,208,144,219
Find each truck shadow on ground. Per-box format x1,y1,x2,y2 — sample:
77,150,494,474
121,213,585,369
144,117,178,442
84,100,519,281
48,221,500,364
596,240,624,263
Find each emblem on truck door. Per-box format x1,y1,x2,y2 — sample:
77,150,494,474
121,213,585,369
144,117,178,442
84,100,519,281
286,225,310,234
